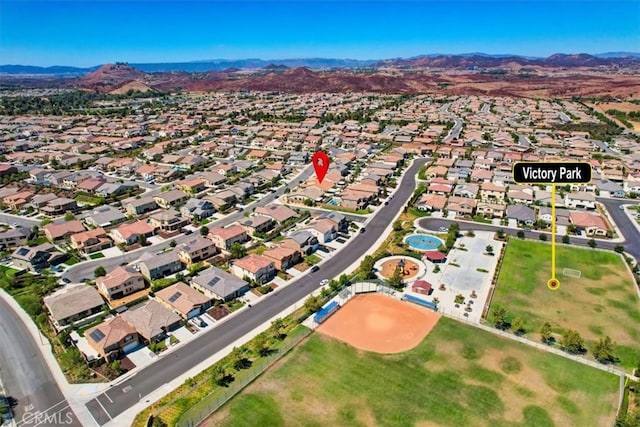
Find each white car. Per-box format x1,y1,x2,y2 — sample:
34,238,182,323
320,279,329,286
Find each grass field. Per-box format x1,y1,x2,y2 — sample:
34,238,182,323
204,317,619,427
492,239,640,370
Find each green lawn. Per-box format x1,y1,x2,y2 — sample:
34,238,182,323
492,238,640,370
205,317,619,427
89,252,105,259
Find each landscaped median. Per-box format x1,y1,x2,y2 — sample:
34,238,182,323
131,317,311,427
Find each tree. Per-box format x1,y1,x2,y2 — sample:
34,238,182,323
614,245,624,253
94,265,106,278
303,198,314,207
359,255,375,279
588,238,597,248
496,229,505,240
304,294,322,314
489,305,509,329
169,240,177,248
338,274,350,287
540,322,553,344
539,233,547,241
392,220,403,232
200,225,209,236
211,364,228,386
252,333,270,357
517,230,525,239
387,269,404,290
560,329,585,353
270,318,286,340
511,317,524,334
592,336,616,363
137,234,147,246
230,346,250,370
562,234,570,244
230,242,247,259
64,212,75,221
485,245,494,255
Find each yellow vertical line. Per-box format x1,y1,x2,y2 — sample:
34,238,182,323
551,183,556,280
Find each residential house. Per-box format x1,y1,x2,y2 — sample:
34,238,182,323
305,218,338,243
565,192,596,210
138,250,184,281
147,209,190,232
479,182,506,203
0,227,29,249
96,266,146,301
239,215,275,236
110,221,155,245
538,207,572,226
177,236,219,266
232,254,275,284
12,244,65,271
85,316,141,360
44,221,86,242
506,205,536,226
569,211,609,236
317,211,349,232
208,225,248,250
254,204,299,224
44,285,105,329
155,282,212,319
180,198,216,221
205,190,237,210
84,205,127,228
281,231,319,255
153,189,189,209
262,246,301,271
176,178,206,195
30,193,57,210
120,300,182,343
124,197,158,216
476,202,506,218
70,228,112,254
446,196,477,217
3,190,35,211
191,266,250,301
417,194,447,212
452,183,480,199
595,180,625,198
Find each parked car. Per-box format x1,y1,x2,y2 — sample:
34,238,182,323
359,227,366,233
320,279,329,286
310,266,320,273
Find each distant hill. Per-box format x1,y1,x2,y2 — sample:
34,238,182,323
2,53,639,76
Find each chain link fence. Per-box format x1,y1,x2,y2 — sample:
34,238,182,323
176,326,311,427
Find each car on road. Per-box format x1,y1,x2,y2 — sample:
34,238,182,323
620,205,625,210
439,226,448,232
320,279,329,286
61,278,71,284
12,222,19,228
359,227,366,233
310,265,320,273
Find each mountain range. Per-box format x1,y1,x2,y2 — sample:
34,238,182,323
1,52,639,75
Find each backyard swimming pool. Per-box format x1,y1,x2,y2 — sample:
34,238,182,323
404,234,444,251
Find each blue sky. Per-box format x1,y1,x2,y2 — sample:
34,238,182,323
1,1,639,66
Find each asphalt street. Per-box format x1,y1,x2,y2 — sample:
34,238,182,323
0,297,81,427
418,197,640,259
62,165,315,283
84,157,430,425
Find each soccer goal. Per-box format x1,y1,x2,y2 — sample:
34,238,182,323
562,268,582,278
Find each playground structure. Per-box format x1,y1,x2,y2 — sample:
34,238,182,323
374,255,427,284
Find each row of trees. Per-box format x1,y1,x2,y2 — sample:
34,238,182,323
490,306,616,362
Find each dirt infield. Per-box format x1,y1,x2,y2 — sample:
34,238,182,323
316,293,440,354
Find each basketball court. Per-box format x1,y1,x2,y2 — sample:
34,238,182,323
316,293,440,354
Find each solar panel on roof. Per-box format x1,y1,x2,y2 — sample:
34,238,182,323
209,277,220,286
17,248,29,256
168,292,182,303
89,329,105,342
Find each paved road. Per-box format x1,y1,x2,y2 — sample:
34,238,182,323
0,212,41,229
84,157,430,425
63,166,315,282
440,103,464,142
0,297,81,427
418,198,640,259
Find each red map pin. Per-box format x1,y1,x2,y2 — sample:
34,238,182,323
312,151,330,184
